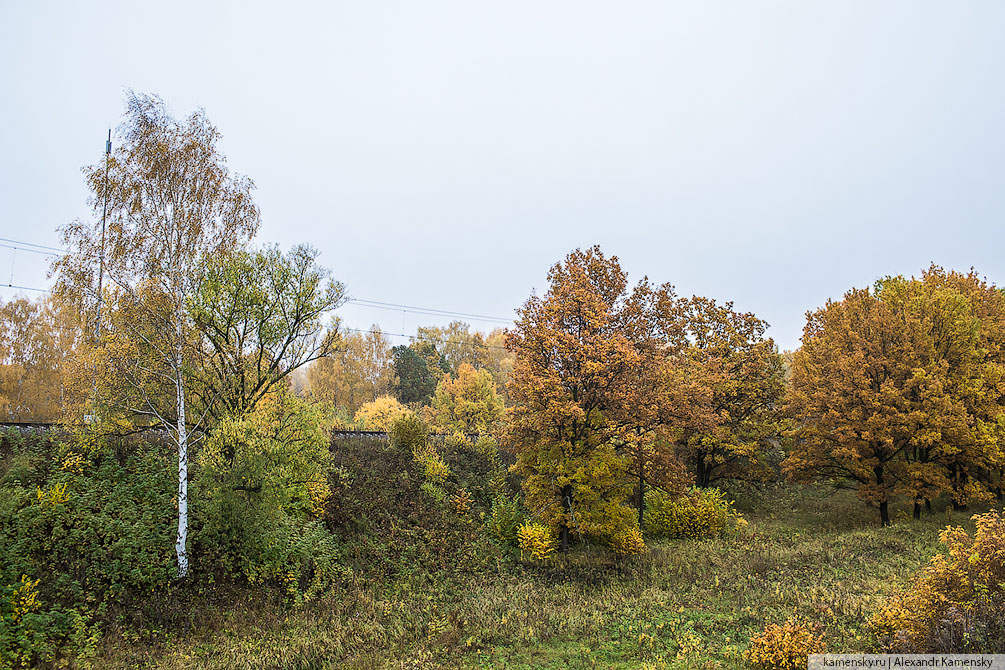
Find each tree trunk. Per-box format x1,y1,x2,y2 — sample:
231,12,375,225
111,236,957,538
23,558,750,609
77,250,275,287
876,465,890,527
174,347,190,578
925,498,933,514
560,484,572,554
913,501,921,520
637,463,645,530
950,463,968,511
696,457,708,488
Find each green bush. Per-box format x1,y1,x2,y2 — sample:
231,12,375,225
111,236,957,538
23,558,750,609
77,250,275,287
193,389,348,601
389,414,428,456
474,435,500,461
643,487,745,539
0,430,174,666
486,495,524,545
420,481,447,502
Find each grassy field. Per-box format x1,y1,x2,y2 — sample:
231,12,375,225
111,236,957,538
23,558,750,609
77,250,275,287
98,479,980,670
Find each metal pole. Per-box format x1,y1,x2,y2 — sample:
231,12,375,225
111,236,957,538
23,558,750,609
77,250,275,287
95,129,111,340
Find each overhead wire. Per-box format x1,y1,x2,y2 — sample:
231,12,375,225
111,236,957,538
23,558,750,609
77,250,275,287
346,298,512,325
3,283,50,294
0,237,517,335
0,237,67,254
0,242,63,257
340,326,512,352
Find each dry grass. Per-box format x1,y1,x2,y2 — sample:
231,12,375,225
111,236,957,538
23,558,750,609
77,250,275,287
98,481,986,670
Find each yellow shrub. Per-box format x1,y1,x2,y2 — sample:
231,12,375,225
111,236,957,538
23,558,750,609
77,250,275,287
451,487,472,514
354,395,412,431
644,487,742,539
422,453,451,485
60,452,86,474
6,575,40,624
517,522,557,560
609,525,646,556
305,479,331,518
36,482,69,506
869,510,1005,652
745,620,826,670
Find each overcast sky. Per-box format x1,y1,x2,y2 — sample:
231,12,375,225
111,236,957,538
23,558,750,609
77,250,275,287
2,1,1003,351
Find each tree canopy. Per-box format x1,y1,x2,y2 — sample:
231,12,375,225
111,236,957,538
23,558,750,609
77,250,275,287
785,266,1005,525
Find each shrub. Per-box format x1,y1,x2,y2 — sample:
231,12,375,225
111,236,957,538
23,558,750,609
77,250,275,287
608,525,646,556
355,395,412,431
516,522,557,560
869,510,1005,652
0,574,95,670
444,431,471,452
451,487,472,514
745,620,826,670
474,435,500,460
487,495,525,545
0,430,173,665
420,482,447,502
422,452,451,485
644,487,744,539
194,389,345,599
390,414,429,456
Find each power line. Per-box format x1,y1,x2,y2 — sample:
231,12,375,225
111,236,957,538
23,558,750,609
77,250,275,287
346,298,512,324
341,326,511,352
0,237,67,254
3,283,50,294
0,242,63,257
0,281,515,335
0,237,516,328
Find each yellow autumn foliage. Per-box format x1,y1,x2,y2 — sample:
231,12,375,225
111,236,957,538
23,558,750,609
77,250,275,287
644,487,743,539
608,525,646,556
745,620,826,670
354,395,412,431
517,522,557,560
869,510,1005,652
422,452,451,485
6,575,41,625
451,487,472,514
36,482,69,507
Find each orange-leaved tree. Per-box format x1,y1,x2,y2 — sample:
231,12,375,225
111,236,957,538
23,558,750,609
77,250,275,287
785,267,1005,526
784,286,923,526
505,246,680,553
676,297,786,487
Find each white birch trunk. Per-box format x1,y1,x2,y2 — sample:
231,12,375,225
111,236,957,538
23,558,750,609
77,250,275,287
174,303,190,578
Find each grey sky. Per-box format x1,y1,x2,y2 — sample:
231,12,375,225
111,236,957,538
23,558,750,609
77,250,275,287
2,1,1003,351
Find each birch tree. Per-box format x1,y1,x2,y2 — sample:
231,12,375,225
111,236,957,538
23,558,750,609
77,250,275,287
55,93,260,577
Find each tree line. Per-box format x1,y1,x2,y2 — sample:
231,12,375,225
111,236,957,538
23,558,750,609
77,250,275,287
0,94,1003,577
